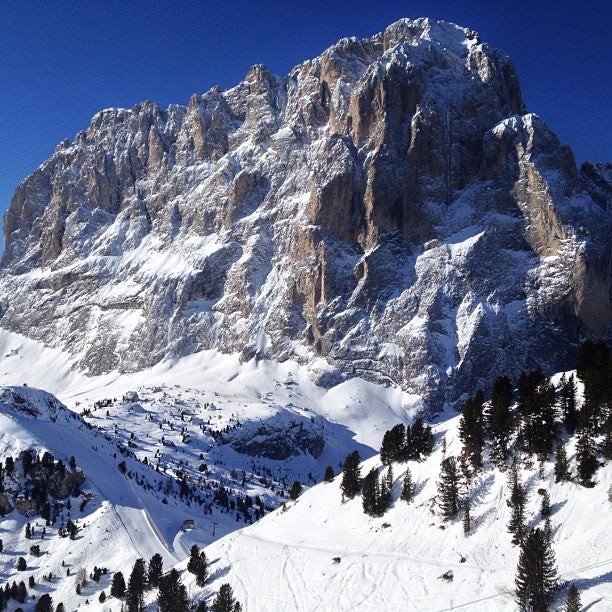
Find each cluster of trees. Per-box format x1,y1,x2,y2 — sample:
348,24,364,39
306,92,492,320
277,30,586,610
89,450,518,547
451,340,609,609
109,551,242,611
0,450,83,518
187,545,209,587
457,340,610,486
339,415,434,513
362,467,393,516
0,580,29,609
380,418,434,465
340,449,419,515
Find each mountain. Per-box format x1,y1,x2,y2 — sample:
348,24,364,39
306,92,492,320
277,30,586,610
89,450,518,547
0,18,609,408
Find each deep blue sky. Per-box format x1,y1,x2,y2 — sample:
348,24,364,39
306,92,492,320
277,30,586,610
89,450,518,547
1,0,610,237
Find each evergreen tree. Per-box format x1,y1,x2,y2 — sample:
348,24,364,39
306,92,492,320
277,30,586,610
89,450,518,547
559,374,578,434
289,480,303,500
576,425,598,487
55,603,65,612
602,413,612,460
407,418,434,460
187,544,201,573
16,557,26,571
340,451,361,500
34,594,53,612
194,602,208,612
380,424,406,464
437,457,462,521
148,553,163,588
361,468,381,517
157,569,188,612
488,375,514,464
110,571,126,598
463,493,472,536
17,581,27,603
324,466,334,482
187,544,209,587
211,583,242,612
400,467,414,503
517,369,557,456
515,528,558,612
565,583,581,612
554,443,571,482
126,558,146,612
576,339,610,431
507,463,527,545
540,490,551,519
380,466,393,512
459,391,484,469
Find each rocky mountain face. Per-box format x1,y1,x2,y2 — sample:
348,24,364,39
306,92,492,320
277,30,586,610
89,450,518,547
0,18,609,407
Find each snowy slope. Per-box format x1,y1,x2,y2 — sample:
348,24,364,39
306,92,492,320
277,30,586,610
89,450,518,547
197,414,612,611
0,332,609,610
0,338,409,610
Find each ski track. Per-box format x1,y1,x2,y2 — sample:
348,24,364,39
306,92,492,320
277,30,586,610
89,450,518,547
5,409,179,567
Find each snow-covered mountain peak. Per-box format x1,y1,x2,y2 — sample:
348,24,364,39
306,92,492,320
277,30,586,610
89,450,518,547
0,18,609,410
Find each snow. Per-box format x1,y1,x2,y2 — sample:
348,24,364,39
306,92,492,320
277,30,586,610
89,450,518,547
0,336,609,611
200,413,612,611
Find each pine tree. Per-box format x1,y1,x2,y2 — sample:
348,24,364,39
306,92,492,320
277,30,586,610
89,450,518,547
340,451,361,500
400,467,414,503
157,569,189,612
554,443,571,482
380,466,393,511
488,376,513,464
576,339,609,431
55,603,65,612
463,493,472,536
212,583,242,612
565,583,581,612
324,466,334,482
16,557,26,571
361,468,381,516
380,424,407,464
437,457,462,521
540,490,551,519
148,553,163,588
507,463,527,545
289,480,302,500
187,544,209,587
459,391,484,469
515,528,558,612
34,594,53,612
576,425,598,487
126,558,146,612
560,374,578,434
407,418,434,460
603,414,612,461
17,581,27,604
110,571,126,598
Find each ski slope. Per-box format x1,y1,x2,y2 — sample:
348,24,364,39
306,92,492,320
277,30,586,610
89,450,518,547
198,414,612,611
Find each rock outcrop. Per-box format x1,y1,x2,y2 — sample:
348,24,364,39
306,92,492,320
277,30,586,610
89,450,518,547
0,18,609,407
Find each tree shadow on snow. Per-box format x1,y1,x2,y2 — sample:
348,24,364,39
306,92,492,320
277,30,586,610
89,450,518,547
569,570,612,593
